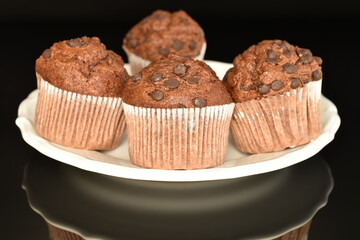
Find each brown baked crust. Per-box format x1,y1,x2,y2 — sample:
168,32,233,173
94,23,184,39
123,10,205,62
224,40,323,103
35,36,129,97
122,54,233,108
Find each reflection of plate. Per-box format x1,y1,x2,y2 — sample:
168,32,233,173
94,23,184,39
23,154,333,240
16,61,341,182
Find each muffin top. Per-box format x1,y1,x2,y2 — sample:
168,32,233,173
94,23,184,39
123,10,206,62
121,54,233,108
35,36,129,97
223,40,323,103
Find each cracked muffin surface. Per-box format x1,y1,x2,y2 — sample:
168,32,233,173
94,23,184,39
122,54,232,108
36,36,129,97
224,39,323,103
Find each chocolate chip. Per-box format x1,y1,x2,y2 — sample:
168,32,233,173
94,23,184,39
283,50,292,58
267,49,277,58
151,73,163,82
295,58,302,65
290,78,301,89
149,90,164,101
273,40,282,46
80,42,89,48
314,56,323,65
189,40,197,50
128,38,138,48
177,104,186,108
186,76,199,84
132,72,142,82
173,63,187,76
193,97,207,107
274,40,291,51
282,63,297,74
303,78,310,84
164,78,180,89
240,85,250,91
41,49,51,59
296,48,313,64
266,49,279,64
312,69,323,81
159,47,169,56
172,40,184,51
271,80,285,91
280,40,291,50
258,84,270,94
66,38,82,48
153,12,166,19
180,18,190,25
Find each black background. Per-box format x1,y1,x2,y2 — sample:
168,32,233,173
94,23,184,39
1,0,359,239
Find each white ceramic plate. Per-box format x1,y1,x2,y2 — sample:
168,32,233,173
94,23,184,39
16,61,341,182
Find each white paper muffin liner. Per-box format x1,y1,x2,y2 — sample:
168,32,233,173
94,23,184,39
123,42,207,74
231,80,322,154
35,77,126,150
123,102,234,170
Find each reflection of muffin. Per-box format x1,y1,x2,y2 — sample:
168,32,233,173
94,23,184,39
224,40,323,153
123,9,206,74
46,220,312,240
122,54,234,169
47,223,84,240
274,221,312,240
35,36,129,150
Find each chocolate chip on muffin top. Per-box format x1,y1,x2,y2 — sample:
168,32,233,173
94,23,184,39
36,36,129,97
123,10,206,62
223,40,323,103
121,54,233,108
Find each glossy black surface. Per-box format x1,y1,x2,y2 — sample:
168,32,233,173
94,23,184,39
23,154,332,240
2,1,359,239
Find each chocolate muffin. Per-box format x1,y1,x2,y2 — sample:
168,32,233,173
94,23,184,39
224,39,323,153
122,54,234,170
35,36,129,150
123,9,206,74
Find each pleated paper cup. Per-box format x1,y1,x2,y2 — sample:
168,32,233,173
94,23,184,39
123,102,234,170
35,77,126,150
123,42,207,74
231,80,322,154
